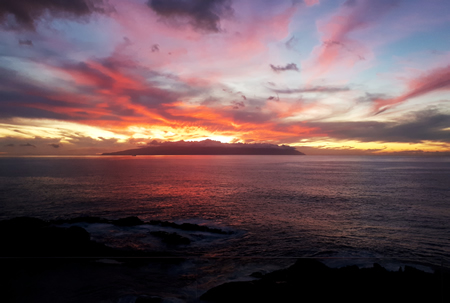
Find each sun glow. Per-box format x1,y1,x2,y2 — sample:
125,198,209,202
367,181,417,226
295,140,450,154
0,118,127,141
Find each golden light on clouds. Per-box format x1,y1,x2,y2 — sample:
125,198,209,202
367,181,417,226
0,0,449,155
0,118,127,142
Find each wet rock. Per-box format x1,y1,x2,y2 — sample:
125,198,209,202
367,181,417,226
148,220,230,234
150,231,191,245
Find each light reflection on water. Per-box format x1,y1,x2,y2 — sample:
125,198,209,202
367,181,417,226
0,155,449,266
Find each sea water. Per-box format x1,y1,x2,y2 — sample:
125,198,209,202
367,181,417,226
1,155,449,299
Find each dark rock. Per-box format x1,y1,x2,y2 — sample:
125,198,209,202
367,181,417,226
113,216,144,226
67,216,110,224
0,217,116,257
0,216,49,230
249,271,264,279
200,281,261,303
150,231,191,245
135,295,162,303
200,259,450,303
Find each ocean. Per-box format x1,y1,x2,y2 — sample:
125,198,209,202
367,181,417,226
1,155,449,301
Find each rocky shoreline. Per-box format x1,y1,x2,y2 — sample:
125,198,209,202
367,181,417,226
0,216,230,257
1,216,449,302
201,258,449,303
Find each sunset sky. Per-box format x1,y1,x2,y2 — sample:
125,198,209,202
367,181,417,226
1,0,449,155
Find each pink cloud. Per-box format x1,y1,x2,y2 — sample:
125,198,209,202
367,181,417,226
374,65,450,114
304,0,319,7
105,0,298,85
305,0,398,81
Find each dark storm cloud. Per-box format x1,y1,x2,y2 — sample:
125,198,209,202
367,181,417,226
307,109,450,143
0,0,108,31
272,86,350,94
147,0,233,33
270,63,299,73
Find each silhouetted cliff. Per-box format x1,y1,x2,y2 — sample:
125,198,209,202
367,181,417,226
103,140,305,155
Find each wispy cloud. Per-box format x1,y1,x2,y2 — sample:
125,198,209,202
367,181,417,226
305,0,399,80
374,65,450,114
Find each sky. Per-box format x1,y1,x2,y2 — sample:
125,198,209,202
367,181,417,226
0,0,449,155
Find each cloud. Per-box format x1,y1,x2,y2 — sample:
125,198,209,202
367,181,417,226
308,109,450,143
0,134,124,155
307,0,399,78
18,39,32,46
270,63,299,73
374,65,450,114
147,0,233,33
151,44,160,52
0,0,108,31
272,85,349,94
231,100,245,109
285,36,299,51
304,0,319,7
297,145,384,156
20,143,36,147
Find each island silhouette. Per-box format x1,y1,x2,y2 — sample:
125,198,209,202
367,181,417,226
103,139,305,155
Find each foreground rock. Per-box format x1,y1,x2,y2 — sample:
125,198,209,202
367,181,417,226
200,259,449,303
50,216,231,234
0,217,158,257
148,219,230,234
150,231,191,245
0,216,229,257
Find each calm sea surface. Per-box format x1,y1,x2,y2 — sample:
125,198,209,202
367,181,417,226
1,155,449,269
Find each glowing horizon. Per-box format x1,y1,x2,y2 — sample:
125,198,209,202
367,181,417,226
1,0,449,155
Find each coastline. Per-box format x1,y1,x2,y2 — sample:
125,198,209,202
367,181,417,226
1,216,448,302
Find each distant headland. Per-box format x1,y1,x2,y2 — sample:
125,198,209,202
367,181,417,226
102,139,305,155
